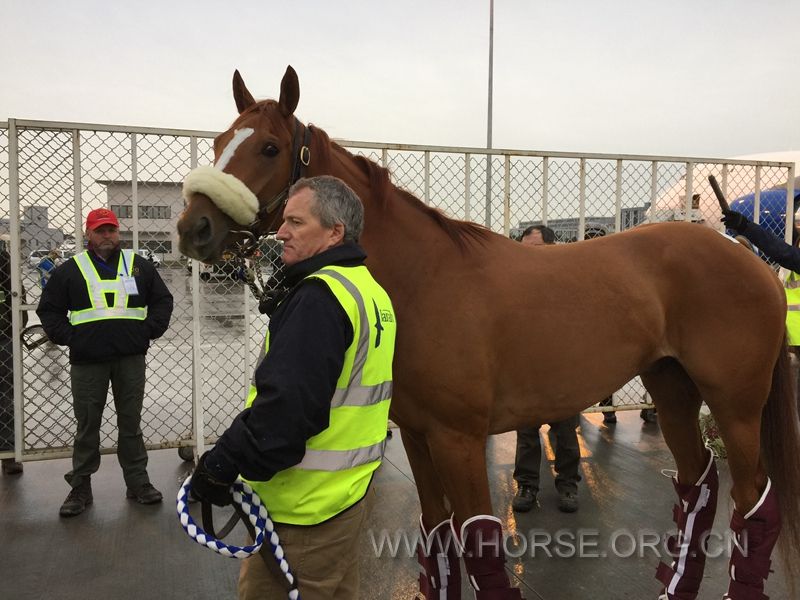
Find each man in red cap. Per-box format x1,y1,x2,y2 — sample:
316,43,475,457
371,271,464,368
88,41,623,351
37,207,174,517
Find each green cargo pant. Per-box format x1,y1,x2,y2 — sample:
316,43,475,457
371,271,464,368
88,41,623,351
65,354,150,490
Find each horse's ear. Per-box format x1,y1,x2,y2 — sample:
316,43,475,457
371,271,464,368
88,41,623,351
232,70,256,114
278,65,300,117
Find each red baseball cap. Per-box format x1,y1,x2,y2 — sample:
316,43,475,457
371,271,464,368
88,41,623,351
86,208,119,231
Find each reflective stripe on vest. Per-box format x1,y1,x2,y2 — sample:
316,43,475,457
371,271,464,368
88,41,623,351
69,250,147,325
244,264,395,525
785,271,800,346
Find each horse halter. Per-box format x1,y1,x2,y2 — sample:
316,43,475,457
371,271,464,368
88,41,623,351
248,118,312,236
182,118,312,301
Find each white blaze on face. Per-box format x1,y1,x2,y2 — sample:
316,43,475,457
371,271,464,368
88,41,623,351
216,128,255,171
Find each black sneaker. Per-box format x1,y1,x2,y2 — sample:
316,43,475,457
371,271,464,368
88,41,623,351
126,482,163,505
512,485,537,512
1,458,23,475
557,490,578,513
603,412,617,424
59,480,93,517
640,408,658,423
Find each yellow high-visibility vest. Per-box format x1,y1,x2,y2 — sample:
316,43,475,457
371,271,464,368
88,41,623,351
69,250,146,325
785,271,800,346
245,264,396,525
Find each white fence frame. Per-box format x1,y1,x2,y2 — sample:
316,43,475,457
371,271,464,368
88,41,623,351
0,119,794,463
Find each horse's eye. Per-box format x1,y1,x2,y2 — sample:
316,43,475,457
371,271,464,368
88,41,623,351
261,144,279,157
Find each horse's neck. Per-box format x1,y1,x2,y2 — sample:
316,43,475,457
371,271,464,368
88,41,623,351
322,148,460,295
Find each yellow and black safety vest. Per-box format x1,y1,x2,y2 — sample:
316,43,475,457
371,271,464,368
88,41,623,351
69,250,147,325
244,264,396,525
785,270,800,346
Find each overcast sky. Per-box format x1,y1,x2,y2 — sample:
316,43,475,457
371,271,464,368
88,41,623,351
1,0,798,158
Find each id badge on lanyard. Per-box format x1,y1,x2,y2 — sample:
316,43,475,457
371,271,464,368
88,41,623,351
120,252,139,295
122,276,139,296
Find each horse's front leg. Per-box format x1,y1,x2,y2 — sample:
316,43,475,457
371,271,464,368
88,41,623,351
427,427,524,600
401,427,462,600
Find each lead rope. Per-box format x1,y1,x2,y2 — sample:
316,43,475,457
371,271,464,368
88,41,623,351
176,475,300,599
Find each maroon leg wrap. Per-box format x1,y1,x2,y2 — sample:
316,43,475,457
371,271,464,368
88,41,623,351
455,516,523,600
656,451,719,600
723,479,781,600
416,516,462,600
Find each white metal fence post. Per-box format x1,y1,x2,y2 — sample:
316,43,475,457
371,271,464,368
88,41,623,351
189,136,205,458
8,119,23,463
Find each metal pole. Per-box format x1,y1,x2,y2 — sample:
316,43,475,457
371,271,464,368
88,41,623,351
424,151,431,205
484,0,494,228
578,158,586,240
786,165,796,245
131,134,139,251
72,131,83,249
8,120,23,463
503,155,511,237
753,165,762,225
464,153,472,221
614,159,622,233
189,137,205,459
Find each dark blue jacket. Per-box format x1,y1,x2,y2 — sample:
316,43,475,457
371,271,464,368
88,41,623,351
739,221,800,273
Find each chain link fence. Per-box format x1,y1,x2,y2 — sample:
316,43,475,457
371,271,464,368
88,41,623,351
0,119,794,462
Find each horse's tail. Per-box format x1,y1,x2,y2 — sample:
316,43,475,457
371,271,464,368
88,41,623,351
762,337,800,585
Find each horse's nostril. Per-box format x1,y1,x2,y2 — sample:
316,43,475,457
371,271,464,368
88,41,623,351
194,216,213,246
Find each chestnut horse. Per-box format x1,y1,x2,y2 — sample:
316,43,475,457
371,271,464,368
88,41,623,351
177,66,800,599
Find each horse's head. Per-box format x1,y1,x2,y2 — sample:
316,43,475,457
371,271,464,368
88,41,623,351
177,66,311,262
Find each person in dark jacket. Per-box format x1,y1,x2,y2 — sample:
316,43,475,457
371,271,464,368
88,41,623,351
190,176,396,600
37,208,173,517
723,208,800,347
511,225,582,513
722,209,800,272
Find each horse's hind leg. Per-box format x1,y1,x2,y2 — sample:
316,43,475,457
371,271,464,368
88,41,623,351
426,428,523,600
641,359,719,600
401,428,462,600
701,384,780,600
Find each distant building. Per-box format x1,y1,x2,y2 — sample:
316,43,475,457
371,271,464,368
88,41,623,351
0,206,65,253
97,180,183,260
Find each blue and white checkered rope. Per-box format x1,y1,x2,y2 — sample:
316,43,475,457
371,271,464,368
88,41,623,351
177,475,300,600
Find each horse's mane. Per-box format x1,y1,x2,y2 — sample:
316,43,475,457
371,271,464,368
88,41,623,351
307,124,491,251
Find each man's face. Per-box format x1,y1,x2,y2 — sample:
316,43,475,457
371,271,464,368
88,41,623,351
521,230,545,246
276,188,344,266
86,224,120,253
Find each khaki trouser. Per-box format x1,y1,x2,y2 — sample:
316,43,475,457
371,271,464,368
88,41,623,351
238,486,375,600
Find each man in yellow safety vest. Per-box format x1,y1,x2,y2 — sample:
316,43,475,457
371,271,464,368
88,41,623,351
37,208,173,516
190,176,396,600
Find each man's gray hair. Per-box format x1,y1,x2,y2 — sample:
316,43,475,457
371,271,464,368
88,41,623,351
288,176,364,243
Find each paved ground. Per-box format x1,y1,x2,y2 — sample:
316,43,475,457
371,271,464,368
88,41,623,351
0,411,789,599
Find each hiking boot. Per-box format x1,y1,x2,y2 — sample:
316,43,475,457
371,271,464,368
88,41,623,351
59,480,93,517
558,490,578,513
512,485,537,512
1,458,23,475
126,482,163,504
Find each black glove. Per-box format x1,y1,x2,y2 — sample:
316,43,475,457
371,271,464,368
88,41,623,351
721,210,749,234
190,451,235,506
